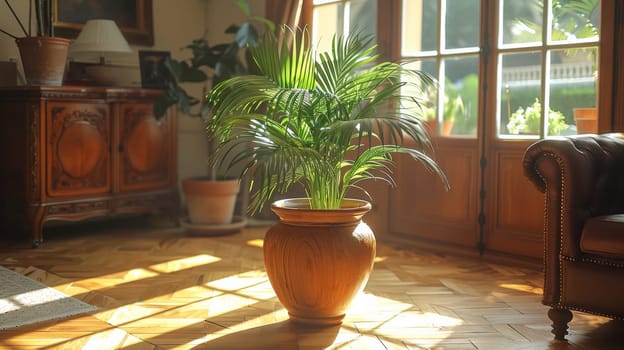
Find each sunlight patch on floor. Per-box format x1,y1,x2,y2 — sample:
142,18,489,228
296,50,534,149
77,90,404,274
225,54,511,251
82,327,145,349
346,292,463,347
499,283,543,295
246,239,264,248
68,254,222,293
205,269,269,293
149,254,221,273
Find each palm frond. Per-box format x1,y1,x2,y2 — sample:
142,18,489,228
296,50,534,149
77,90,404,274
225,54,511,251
207,27,448,211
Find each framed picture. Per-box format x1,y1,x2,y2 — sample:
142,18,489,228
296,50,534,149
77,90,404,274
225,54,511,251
53,0,154,46
139,50,171,89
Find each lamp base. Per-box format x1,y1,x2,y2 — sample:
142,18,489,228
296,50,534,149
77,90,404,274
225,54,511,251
65,62,140,87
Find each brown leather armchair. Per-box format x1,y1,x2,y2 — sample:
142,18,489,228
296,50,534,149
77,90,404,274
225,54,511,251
523,133,624,341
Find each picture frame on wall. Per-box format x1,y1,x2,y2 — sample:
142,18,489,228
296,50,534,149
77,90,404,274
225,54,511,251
53,0,154,46
138,50,171,89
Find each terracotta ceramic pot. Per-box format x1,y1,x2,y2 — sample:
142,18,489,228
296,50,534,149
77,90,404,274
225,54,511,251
16,36,70,86
264,198,376,326
573,107,598,134
182,178,240,225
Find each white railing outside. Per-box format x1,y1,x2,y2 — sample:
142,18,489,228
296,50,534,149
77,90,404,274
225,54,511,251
503,62,594,84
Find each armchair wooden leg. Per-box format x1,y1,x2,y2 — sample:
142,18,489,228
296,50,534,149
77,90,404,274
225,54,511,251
548,307,573,340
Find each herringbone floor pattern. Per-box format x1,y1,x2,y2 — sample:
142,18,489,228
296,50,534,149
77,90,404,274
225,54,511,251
1,217,622,349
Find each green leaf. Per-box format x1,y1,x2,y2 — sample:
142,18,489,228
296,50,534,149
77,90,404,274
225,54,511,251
234,0,251,16
236,22,259,48
207,28,447,211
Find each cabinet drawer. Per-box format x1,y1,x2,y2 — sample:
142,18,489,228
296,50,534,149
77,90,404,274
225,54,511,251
46,102,111,197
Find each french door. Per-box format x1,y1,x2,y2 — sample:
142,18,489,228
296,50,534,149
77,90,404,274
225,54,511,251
310,0,603,258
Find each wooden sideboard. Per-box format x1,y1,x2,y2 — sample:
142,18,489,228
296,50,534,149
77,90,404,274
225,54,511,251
0,86,179,246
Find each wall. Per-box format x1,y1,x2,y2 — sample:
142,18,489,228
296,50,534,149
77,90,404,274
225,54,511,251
153,0,210,187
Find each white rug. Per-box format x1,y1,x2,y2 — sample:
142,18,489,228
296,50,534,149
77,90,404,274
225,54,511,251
0,266,97,330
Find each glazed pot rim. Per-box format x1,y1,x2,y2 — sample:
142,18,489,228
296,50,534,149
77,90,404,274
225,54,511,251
270,198,372,226
15,36,72,44
271,198,371,211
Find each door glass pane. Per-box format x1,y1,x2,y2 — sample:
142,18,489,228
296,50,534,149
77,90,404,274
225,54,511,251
444,56,479,136
403,59,437,135
313,1,377,53
350,0,377,41
313,3,344,53
501,0,542,46
549,47,598,135
402,0,438,55
445,0,480,50
499,52,542,137
551,0,600,43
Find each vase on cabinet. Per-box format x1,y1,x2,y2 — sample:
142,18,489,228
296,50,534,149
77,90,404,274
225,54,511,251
16,36,70,86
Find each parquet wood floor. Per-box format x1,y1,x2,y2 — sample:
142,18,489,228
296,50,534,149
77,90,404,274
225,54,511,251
1,216,623,349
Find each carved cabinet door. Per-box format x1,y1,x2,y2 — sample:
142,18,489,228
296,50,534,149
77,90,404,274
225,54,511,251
117,102,172,192
46,102,111,197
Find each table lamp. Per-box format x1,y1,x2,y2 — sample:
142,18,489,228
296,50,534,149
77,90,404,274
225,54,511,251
69,19,132,64
68,19,136,86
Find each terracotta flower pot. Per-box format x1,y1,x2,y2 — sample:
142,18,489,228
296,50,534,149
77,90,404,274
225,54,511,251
182,178,240,225
264,198,376,326
16,36,70,86
573,107,598,134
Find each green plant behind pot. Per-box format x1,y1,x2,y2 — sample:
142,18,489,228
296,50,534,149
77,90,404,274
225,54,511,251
153,0,273,119
207,28,450,213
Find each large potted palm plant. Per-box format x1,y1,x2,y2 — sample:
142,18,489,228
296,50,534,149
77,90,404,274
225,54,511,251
207,28,449,325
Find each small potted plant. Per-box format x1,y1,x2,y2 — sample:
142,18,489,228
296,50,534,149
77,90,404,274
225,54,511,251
1,0,70,85
207,28,449,325
421,80,465,136
153,0,273,230
506,99,569,135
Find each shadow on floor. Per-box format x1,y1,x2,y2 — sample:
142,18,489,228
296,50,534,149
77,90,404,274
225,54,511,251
191,320,341,350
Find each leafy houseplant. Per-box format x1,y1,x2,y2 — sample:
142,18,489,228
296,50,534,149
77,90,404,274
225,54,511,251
2,0,70,85
206,28,449,325
208,30,449,212
152,0,273,227
153,0,273,120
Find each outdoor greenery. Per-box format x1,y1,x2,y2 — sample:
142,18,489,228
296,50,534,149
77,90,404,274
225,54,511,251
207,28,449,213
506,99,569,135
502,81,595,126
512,0,599,44
408,0,598,138
423,80,465,124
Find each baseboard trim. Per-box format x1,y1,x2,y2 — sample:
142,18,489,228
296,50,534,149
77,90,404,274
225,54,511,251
380,232,543,271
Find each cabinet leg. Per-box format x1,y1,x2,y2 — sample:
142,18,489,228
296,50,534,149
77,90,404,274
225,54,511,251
29,208,45,249
548,307,573,341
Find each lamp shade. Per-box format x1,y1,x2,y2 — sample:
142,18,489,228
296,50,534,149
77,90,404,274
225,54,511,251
69,19,132,60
